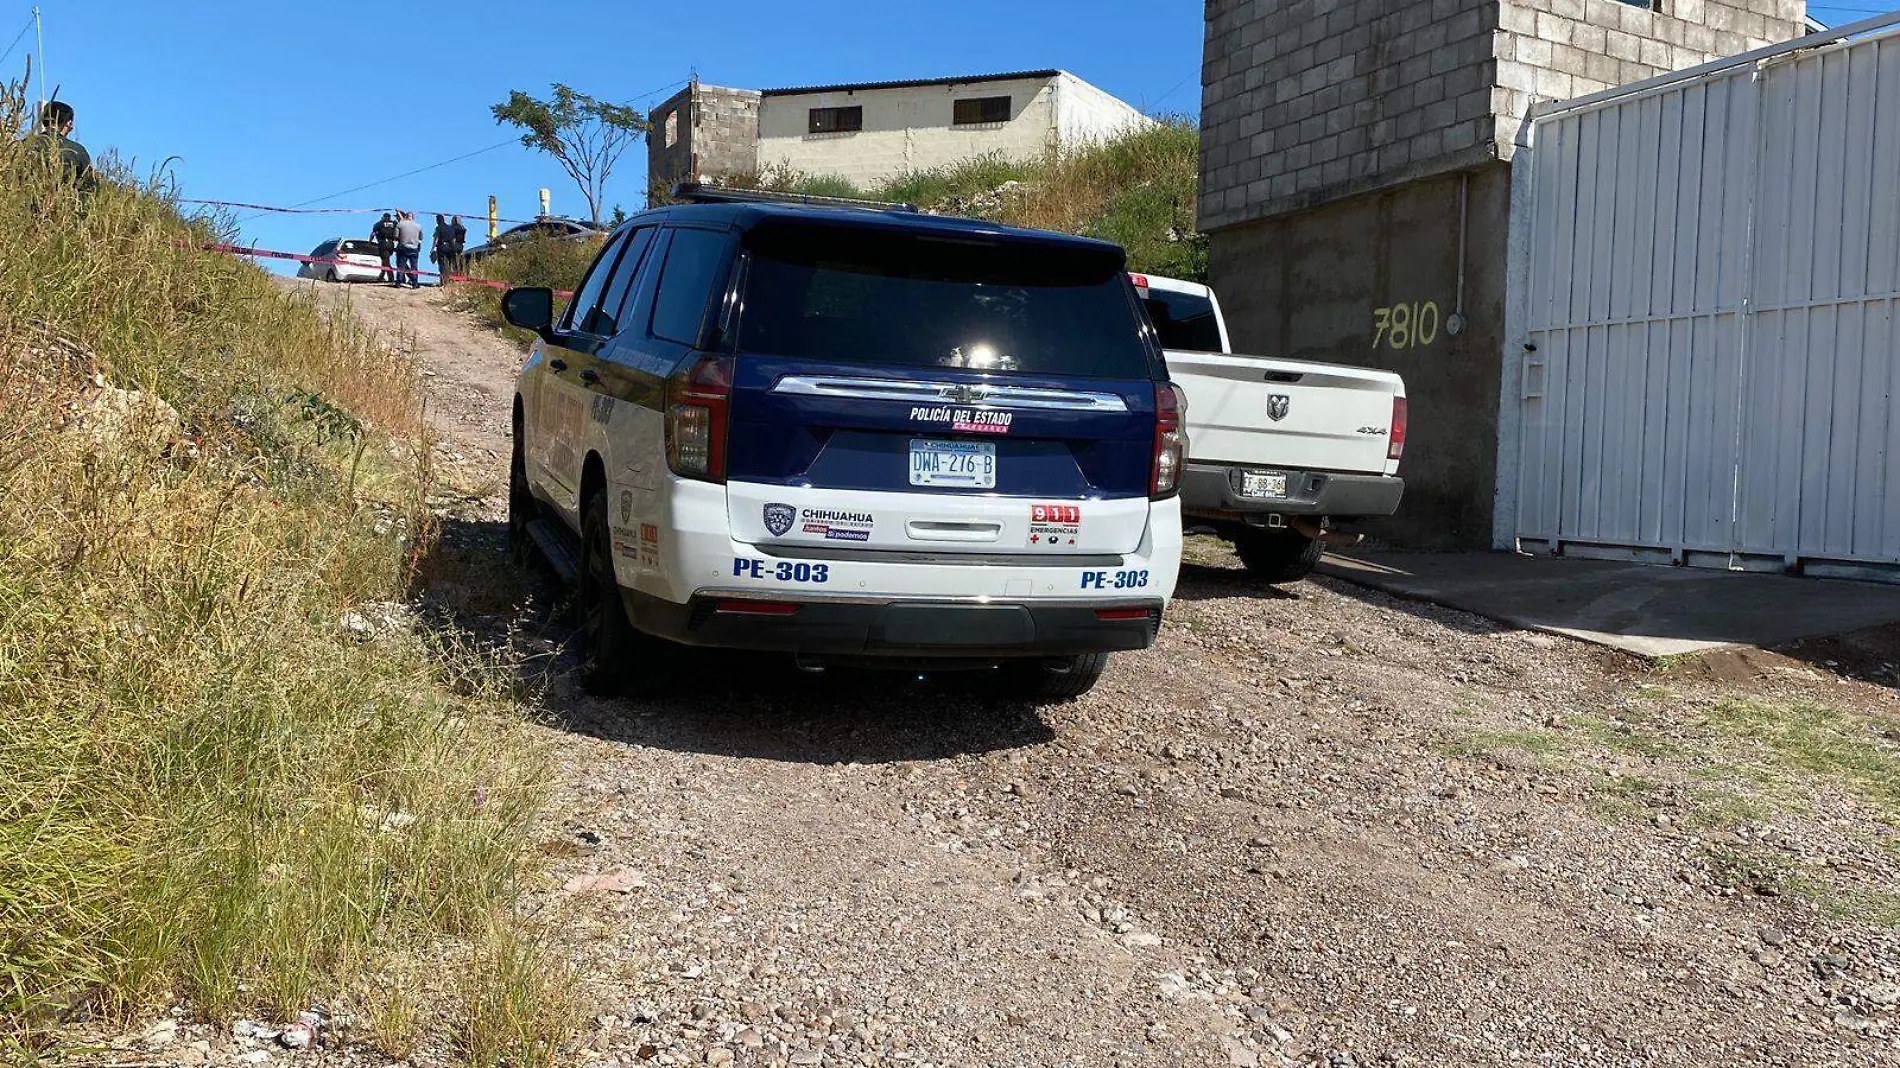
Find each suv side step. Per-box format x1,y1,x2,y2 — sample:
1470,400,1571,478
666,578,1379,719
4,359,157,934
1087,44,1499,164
527,517,583,585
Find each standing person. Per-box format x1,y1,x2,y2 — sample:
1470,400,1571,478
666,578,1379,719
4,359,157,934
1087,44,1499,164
27,100,97,195
430,213,449,285
371,213,398,283
431,214,466,286
445,215,469,283
395,211,425,289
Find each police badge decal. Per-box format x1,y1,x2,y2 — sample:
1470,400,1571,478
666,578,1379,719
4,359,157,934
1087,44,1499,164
763,503,797,538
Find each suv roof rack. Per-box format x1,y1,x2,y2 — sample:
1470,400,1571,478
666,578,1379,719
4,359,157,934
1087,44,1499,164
671,182,918,213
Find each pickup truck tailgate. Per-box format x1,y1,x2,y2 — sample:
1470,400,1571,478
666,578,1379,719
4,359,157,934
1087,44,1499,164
1169,350,1402,475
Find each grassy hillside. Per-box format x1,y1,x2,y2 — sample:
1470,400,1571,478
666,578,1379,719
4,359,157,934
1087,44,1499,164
0,85,562,1063
718,120,1208,281
453,231,605,338
475,120,1207,304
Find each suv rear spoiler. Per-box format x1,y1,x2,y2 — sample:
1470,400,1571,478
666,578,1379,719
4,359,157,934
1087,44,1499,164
671,182,918,214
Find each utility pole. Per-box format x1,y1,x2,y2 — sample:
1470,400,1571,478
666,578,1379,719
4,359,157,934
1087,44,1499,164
487,195,498,241
32,7,45,119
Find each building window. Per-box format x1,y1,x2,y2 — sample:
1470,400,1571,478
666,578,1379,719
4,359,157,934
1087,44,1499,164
808,106,863,134
663,110,678,148
953,96,1011,126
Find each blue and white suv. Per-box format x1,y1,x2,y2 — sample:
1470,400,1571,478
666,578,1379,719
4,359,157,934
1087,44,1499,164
503,186,1185,700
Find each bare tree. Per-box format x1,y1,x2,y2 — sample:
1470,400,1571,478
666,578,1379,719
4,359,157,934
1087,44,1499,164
492,84,646,226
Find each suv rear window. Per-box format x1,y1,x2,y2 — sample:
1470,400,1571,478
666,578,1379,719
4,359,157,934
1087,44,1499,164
738,222,1153,379
339,240,379,256
1141,289,1222,352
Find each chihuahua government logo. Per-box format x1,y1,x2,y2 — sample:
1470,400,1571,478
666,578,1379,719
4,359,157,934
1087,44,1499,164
763,503,797,538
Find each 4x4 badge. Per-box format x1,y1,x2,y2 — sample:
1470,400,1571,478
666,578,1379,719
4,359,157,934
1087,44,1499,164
763,503,796,538
1267,394,1291,422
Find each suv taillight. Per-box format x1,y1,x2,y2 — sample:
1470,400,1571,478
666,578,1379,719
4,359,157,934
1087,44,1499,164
665,355,735,481
1388,396,1407,463
1151,382,1186,498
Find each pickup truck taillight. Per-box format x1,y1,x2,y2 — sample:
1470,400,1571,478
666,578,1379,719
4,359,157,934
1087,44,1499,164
665,355,734,481
1389,396,1408,462
1151,382,1186,498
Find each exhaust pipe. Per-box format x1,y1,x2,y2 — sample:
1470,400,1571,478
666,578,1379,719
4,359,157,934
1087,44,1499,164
1290,516,1363,547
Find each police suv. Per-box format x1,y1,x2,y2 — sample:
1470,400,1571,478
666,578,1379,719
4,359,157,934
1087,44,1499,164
503,186,1185,700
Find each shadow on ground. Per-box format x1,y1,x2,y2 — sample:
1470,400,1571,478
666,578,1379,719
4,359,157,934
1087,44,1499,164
1170,560,1298,603
1178,552,1512,642
553,670,1058,764
414,516,1059,764
1318,549,1900,665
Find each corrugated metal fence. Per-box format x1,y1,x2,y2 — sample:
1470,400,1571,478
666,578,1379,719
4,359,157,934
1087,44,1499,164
1501,15,1900,580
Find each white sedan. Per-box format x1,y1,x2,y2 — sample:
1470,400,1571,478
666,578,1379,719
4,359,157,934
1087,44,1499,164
296,238,384,283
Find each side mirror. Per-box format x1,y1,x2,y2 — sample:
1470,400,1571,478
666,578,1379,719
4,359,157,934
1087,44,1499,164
502,287,555,336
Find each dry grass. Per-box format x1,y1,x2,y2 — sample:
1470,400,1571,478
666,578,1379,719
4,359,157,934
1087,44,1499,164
449,233,604,339
459,919,581,1068
0,80,568,1063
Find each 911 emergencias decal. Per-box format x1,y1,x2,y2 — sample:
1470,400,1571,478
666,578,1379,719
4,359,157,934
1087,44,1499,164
1029,503,1080,547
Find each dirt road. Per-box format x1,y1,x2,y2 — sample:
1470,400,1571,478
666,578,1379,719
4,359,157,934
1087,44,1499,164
298,277,1900,1068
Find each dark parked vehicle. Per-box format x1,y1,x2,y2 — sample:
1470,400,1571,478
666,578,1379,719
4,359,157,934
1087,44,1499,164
464,216,605,264
503,185,1187,701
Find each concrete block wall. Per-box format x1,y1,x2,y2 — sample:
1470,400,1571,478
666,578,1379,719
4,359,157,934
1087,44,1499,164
1201,0,1503,232
647,85,696,194
1201,0,1806,233
693,86,762,179
757,78,1064,189
646,84,761,195
1210,166,1514,548
1491,0,1807,152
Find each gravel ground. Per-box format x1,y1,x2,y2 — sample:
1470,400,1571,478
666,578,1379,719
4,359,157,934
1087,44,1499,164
105,278,1897,1068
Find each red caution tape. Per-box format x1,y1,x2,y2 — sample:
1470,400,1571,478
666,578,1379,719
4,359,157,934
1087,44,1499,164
179,199,547,227
198,242,574,298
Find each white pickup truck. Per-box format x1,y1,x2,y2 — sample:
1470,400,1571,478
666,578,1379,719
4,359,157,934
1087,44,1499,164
1135,273,1407,582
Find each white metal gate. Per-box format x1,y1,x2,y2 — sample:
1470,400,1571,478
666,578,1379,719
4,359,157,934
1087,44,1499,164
1501,16,1900,580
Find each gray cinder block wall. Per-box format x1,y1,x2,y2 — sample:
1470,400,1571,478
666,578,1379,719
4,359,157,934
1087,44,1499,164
1200,0,1805,548
646,83,762,197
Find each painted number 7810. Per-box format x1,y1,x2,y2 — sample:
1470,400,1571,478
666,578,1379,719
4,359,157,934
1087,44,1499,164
1372,301,1442,350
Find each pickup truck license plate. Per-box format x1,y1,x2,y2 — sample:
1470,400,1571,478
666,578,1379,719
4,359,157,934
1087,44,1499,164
909,439,997,488
1241,471,1288,498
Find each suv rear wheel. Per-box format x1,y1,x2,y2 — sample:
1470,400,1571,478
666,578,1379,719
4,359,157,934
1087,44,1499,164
997,652,1110,702
1233,527,1324,583
579,492,675,697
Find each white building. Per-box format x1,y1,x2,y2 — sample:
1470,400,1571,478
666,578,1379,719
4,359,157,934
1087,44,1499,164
649,70,1151,193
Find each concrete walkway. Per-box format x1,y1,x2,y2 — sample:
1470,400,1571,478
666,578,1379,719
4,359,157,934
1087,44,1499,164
1317,551,1900,658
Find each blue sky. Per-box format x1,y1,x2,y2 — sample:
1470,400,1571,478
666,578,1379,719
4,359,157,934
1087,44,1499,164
6,0,1204,269
5,1,1887,272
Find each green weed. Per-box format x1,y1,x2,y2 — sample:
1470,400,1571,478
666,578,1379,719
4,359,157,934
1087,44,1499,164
0,77,557,1050
1439,728,1571,761
1694,698,1900,819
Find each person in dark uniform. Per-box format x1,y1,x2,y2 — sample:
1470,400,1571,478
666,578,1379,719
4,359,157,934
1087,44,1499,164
371,212,399,283
449,216,468,277
431,214,450,285
432,214,468,286
28,100,97,194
